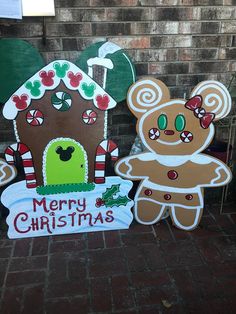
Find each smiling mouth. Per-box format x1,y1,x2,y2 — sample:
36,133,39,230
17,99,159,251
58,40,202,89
157,139,182,146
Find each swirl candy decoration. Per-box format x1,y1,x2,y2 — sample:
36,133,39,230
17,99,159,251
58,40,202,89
191,80,232,120
82,109,97,125
26,109,44,126
51,92,72,111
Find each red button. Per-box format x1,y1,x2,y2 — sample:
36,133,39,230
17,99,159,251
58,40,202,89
164,194,171,200
167,170,178,180
185,194,193,200
144,189,152,196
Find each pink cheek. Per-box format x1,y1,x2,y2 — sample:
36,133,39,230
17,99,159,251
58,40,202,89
148,128,160,140
180,131,193,143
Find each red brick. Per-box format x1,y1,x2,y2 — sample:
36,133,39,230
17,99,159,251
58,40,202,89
67,258,87,281
153,220,174,242
131,271,170,288
46,280,88,298
88,248,128,277
161,241,203,268
121,233,156,246
196,238,224,263
121,221,153,234
6,270,45,287
169,268,200,299
13,238,32,257
50,240,85,253
48,253,67,283
31,237,49,256
45,296,89,314
9,256,47,272
0,288,23,314
124,246,147,272
87,232,104,250
111,275,135,310
90,277,112,312
0,246,13,259
0,259,8,285
22,285,44,314
135,286,175,307
104,230,121,248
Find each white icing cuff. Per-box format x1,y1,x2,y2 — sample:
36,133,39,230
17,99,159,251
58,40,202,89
87,57,114,69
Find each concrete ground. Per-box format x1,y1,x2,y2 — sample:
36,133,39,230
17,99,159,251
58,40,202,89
0,202,236,314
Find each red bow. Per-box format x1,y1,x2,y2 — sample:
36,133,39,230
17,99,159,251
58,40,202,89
185,95,215,129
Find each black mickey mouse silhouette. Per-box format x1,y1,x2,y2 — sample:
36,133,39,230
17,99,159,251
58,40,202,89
56,146,75,161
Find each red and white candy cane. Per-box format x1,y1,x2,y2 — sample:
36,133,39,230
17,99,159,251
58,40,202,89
95,140,118,184
5,143,37,188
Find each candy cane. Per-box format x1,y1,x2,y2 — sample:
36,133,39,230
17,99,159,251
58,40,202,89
95,140,118,184
5,143,37,188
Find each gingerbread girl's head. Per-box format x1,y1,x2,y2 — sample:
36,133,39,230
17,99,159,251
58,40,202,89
127,78,232,156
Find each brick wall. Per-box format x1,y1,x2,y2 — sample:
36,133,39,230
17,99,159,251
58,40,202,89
1,0,236,155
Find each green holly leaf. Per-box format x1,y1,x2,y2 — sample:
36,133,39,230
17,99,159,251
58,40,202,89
102,184,120,201
105,196,131,208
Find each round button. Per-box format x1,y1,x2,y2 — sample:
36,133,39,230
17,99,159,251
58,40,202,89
185,194,193,200
144,189,152,196
164,194,171,200
167,170,178,180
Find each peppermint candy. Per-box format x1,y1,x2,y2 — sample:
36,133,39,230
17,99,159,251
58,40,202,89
194,107,205,119
51,92,72,111
26,109,44,126
180,131,193,143
149,128,160,140
82,109,97,125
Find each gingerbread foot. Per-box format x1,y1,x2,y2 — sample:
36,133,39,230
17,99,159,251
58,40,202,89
170,206,203,231
134,199,167,224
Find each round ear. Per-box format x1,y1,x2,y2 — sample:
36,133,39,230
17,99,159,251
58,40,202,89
190,80,232,121
68,146,75,153
56,146,63,154
127,77,170,118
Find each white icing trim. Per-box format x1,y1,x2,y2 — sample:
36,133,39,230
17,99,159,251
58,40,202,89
87,57,114,69
42,137,88,186
0,162,16,185
170,206,202,230
122,53,135,83
98,42,121,58
104,109,108,139
191,80,232,120
128,79,163,113
3,60,116,120
13,120,20,142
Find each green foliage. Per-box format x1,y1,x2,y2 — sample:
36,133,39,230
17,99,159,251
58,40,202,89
105,196,130,208
102,184,120,201
36,182,95,195
0,39,45,103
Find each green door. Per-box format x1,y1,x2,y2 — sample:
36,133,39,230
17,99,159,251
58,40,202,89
43,138,88,185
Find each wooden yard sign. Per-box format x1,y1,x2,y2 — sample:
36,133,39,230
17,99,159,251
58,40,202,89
115,78,232,231
0,40,135,238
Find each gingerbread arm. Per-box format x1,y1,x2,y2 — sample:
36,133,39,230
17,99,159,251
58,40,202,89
115,153,149,180
210,162,232,186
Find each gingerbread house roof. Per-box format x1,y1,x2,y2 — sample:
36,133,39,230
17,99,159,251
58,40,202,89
3,60,117,120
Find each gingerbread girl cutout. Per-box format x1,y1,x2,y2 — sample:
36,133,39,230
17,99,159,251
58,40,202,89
115,78,232,230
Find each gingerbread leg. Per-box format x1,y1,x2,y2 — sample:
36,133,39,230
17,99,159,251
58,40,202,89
134,198,167,225
170,206,203,231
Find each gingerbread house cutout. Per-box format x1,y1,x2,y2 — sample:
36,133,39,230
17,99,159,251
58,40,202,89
3,60,118,191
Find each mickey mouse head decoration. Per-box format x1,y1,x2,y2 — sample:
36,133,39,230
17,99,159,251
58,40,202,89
116,78,232,231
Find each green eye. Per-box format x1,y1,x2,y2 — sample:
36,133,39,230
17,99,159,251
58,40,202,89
175,114,186,132
158,114,167,130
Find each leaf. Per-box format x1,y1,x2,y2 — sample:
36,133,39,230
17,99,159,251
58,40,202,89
162,300,172,309
105,196,130,208
102,184,120,201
